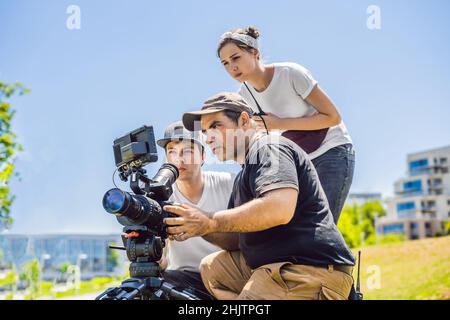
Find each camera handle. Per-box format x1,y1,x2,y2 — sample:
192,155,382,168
129,168,150,195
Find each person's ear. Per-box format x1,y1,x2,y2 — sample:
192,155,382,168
252,48,260,60
201,149,206,166
240,112,251,128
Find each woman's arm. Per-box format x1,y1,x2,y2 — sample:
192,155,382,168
254,85,342,131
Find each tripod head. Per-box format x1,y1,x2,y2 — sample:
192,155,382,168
96,225,200,300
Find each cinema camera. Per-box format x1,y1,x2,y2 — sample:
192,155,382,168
96,125,200,300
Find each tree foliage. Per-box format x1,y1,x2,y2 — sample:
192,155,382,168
445,221,450,235
20,259,41,299
337,200,392,248
59,262,71,274
0,81,29,230
107,242,121,271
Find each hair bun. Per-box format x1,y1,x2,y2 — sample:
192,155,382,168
245,26,260,39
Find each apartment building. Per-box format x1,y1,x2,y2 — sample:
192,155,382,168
376,145,450,239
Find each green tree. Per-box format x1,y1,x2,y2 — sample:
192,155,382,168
59,262,71,274
337,203,362,248
107,242,121,271
0,263,18,300
337,200,387,248
21,259,41,299
0,248,8,270
0,81,30,230
0,269,17,286
445,221,450,235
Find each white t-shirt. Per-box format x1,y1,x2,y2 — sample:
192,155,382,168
239,62,352,159
166,171,235,272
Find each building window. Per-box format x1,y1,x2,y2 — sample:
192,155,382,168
403,180,422,194
397,202,415,211
383,224,405,234
426,200,436,207
397,202,416,219
409,159,429,175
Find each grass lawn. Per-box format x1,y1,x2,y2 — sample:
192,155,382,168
353,235,450,300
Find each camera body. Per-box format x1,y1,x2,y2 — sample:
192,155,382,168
103,125,179,268
97,125,201,300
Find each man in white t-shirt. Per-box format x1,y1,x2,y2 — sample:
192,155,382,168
156,121,235,299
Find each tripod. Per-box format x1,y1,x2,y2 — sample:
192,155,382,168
96,226,201,300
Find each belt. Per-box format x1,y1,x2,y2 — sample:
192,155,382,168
284,258,354,277
322,264,354,277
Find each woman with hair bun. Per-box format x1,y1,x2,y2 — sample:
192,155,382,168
217,26,355,223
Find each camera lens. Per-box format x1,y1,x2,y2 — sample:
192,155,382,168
103,189,127,214
153,163,179,187
103,188,163,227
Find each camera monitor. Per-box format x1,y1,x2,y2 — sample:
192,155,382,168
112,125,158,169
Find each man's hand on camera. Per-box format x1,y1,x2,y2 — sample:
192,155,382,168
163,203,216,241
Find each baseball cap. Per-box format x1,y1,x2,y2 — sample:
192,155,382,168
156,120,205,149
182,92,254,131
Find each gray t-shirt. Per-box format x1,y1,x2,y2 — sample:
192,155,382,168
229,134,355,269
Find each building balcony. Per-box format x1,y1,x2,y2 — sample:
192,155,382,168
428,184,443,190
395,189,423,197
420,206,436,214
409,164,448,176
395,190,448,198
396,209,436,219
420,210,437,219
397,210,417,219
427,185,445,195
379,213,440,225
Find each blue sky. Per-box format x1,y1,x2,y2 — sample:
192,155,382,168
1,0,449,234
